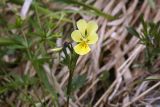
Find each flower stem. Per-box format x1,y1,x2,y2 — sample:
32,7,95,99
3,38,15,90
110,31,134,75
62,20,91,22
67,70,74,107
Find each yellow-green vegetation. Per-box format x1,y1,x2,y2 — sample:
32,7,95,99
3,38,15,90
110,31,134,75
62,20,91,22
1,0,160,107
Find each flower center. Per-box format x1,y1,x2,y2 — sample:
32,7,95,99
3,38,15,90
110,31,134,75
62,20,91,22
81,42,88,48
80,30,89,42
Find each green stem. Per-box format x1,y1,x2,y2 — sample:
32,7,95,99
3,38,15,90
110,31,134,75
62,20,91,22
67,70,74,107
146,47,152,70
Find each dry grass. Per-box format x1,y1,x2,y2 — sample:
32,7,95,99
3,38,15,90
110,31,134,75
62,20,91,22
1,0,160,107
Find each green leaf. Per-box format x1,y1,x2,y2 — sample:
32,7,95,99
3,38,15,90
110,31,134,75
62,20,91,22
140,16,148,35
0,37,17,46
0,74,37,94
151,48,160,55
32,57,58,100
70,74,87,92
145,75,160,81
126,27,140,38
99,71,111,88
53,0,115,20
10,0,71,22
99,71,110,81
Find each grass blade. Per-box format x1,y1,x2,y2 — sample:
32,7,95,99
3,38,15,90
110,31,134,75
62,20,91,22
53,0,116,20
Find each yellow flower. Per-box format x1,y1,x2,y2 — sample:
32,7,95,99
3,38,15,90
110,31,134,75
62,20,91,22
71,19,98,55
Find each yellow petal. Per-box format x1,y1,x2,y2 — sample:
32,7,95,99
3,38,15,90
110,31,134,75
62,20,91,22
71,30,82,42
86,21,98,35
77,19,87,35
74,42,91,55
86,33,98,44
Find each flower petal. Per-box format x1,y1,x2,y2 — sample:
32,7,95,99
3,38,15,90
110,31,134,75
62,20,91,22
77,19,87,35
86,21,98,35
74,42,91,55
71,30,82,42
86,33,98,44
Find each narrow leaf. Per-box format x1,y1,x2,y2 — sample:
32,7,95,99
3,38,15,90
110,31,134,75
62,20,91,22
126,27,140,38
53,0,115,20
0,37,17,46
